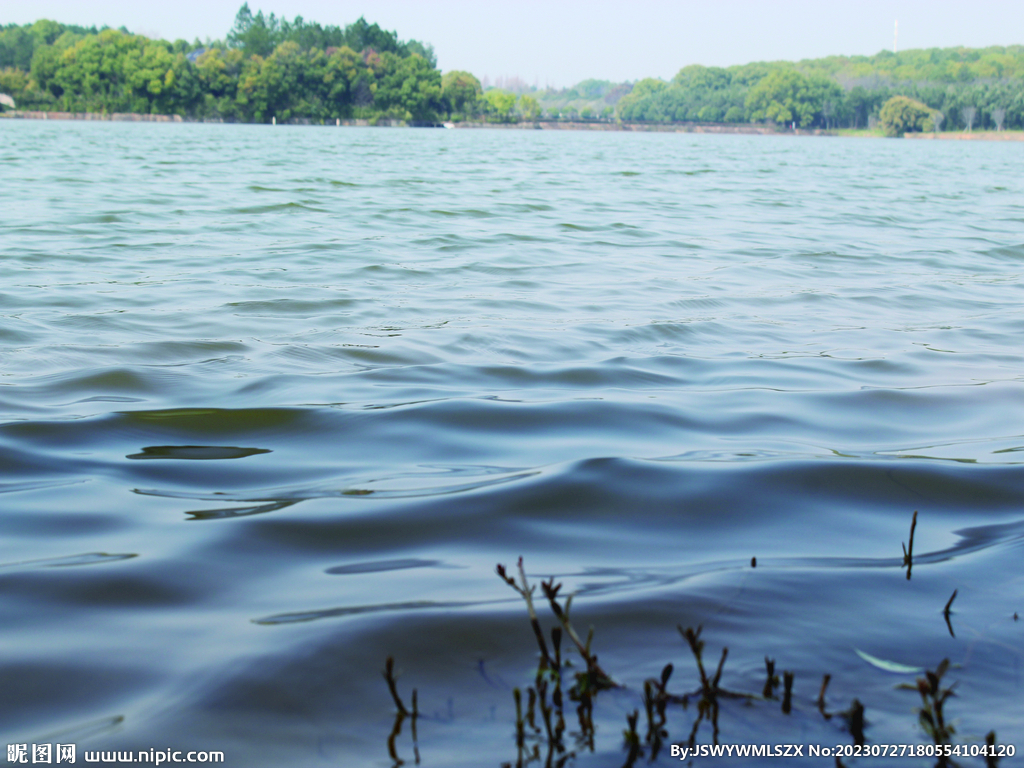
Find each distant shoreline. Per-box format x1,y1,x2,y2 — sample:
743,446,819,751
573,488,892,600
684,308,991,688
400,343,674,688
0,110,799,133
3,110,1023,140
0,111,824,134
454,121,824,136
903,130,1024,141
1,110,184,123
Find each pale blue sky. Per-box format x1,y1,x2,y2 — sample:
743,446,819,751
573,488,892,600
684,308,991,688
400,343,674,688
2,0,1022,87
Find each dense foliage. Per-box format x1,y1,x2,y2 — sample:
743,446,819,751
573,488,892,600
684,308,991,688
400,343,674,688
2,12,1024,130
613,48,1024,130
878,95,935,137
0,6,444,123
225,5,435,67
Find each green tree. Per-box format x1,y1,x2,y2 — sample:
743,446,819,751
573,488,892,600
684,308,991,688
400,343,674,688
804,75,843,127
518,93,540,122
745,69,817,126
275,15,342,54
372,51,442,122
845,86,882,129
227,3,281,58
878,95,934,136
52,29,152,111
441,70,480,118
340,17,402,56
403,40,436,69
28,29,84,99
236,41,311,122
29,43,63,97
322,45,371,118
724,105,745,122
672,64,730,91
0,67,28,106
49,29,195,114
123,40,195,113
193,47,244,113
30,19,68,46
481,89,515,122
616,78,667,121
0,25,35,69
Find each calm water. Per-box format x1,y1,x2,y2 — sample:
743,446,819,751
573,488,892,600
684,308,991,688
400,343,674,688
2,121,1022,766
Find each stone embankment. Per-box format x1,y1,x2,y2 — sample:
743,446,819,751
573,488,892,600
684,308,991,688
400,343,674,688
0,111,813,133
14,112,1017,139
0,111,411,127
1,110,184,122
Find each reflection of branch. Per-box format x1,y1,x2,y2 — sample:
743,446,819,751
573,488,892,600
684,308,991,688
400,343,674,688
386,712,405,767
817,674,832,719
985,731,1000,768
902,510,918,580
410,690,419,749
840,699,866,747
781,671,794,714
763,657,779,699
187,499,298,520
943,589,958,638
385,709,421,768
384,657,409,715
642,664,673,759
383,657,419,766
622,710,642,767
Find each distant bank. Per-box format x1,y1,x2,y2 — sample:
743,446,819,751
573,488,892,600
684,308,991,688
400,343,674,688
0,111,823,134
1,110,183,123
3,13,1023,132
3,110,1023,140
903,131,1024,141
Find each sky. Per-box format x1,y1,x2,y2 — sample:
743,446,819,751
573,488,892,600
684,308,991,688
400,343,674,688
3,0,1023,88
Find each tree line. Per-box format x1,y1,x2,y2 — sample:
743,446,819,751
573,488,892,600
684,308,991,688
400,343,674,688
614,48,1024,131
2,9,1024,131
0,6,452,123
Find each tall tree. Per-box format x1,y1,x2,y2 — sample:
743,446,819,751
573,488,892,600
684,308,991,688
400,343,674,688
745,69,834,127
961,105,977,131
441,70,480,117
878,95,934,136
228,3,281,58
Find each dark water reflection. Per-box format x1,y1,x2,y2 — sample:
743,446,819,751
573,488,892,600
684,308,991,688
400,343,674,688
127,446,272,460
1,121,1022,765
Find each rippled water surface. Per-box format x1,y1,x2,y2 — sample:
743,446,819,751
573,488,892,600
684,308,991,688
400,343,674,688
2,121,1023,766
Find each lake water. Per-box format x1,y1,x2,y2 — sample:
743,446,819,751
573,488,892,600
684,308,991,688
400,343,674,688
1,121,1022,767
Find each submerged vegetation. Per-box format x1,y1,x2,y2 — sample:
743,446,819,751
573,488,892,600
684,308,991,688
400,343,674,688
2,6,1024,130
383,545,1014,766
